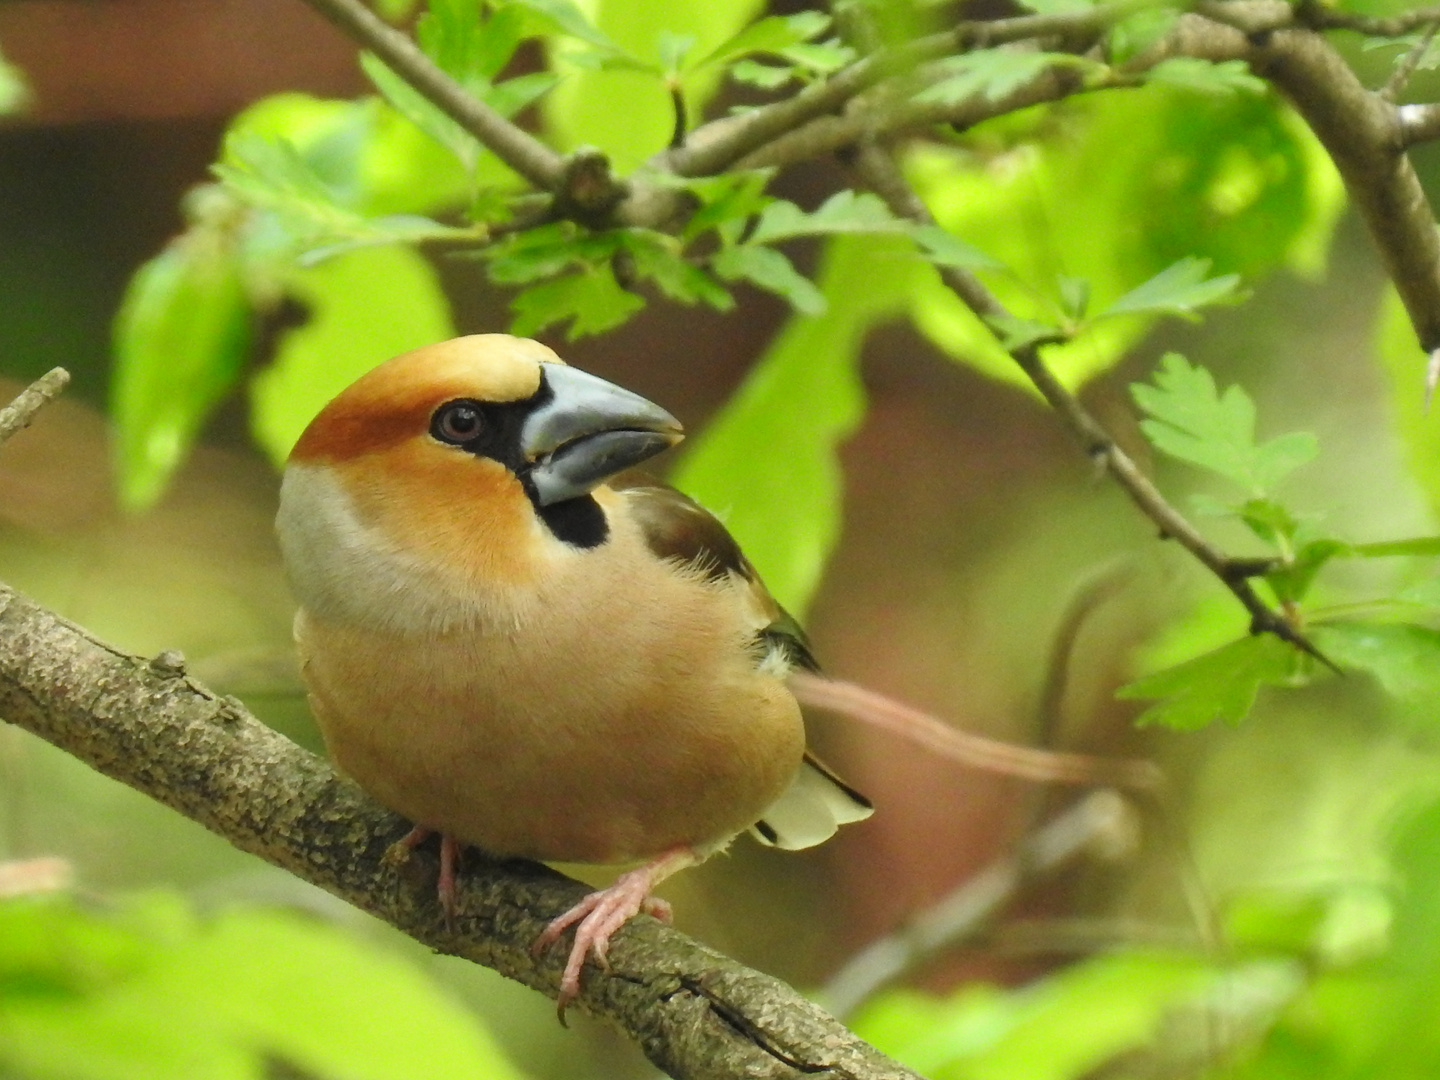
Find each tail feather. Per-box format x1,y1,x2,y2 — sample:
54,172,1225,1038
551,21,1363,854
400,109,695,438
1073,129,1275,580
750,751,872,851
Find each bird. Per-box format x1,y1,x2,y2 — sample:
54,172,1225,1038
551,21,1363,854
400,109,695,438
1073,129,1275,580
275,333,872,1012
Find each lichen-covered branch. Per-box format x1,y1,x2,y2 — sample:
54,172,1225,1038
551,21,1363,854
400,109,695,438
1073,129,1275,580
0,579,921,1080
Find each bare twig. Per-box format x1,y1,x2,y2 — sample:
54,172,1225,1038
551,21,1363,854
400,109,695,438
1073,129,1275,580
297,0,566,191
0,368,69,446
0,580,920,1080
790,671,1162,791
847,141,1334,667
664,0,1147,179
821,790,1140,1018
1380,20,1439,102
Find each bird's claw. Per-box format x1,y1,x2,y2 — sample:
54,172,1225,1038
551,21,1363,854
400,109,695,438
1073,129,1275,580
534,866,666,1021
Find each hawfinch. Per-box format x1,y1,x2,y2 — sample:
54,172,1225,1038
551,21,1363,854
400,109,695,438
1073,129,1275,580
276,334,872,1009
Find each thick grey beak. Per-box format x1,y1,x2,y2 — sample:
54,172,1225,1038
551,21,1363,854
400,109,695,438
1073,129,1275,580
523,363,683,506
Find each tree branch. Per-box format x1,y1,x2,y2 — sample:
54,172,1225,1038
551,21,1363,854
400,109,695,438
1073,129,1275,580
297,0,567,191
0,578,922,1080
0,367,68,444
847,141,1334,667
0,372,916,1080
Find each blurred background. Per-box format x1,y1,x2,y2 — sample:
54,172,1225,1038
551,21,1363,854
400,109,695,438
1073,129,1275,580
2,3,1437,1078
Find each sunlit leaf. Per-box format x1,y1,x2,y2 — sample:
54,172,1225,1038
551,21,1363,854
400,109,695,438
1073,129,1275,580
673,236,907,613
912,224,1003,271
916,49,1099,106
1118,634,1303,729
1131,352,1318,494
250,245,455,465
1145,57,1266,96
509,266,646,338
692,12,830,71
621,232,732,308
1101,257,1243,320
111,202,252,511
712,244,825,314
1311,621,1440,706
749,191,910,245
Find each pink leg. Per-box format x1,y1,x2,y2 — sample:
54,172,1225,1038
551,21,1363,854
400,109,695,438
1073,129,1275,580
388,826,464,924
533,846,696,1019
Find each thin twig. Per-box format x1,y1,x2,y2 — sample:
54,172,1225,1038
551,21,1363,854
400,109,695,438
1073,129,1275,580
0,368,69,447
847,141,1336,668
820,790,1139,1018
1380,20,1439,102
790,671,1162,791
665,0,1148,179
297,0,566,191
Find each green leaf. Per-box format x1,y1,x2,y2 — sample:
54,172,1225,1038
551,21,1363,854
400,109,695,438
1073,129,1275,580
673,236,906,614
691,12,830,72
673,168,776,242
1144,57,1266,96
0,892,526,1080
1311,621,1440,706
621,232,732,308
749,191,910,245
712,244,826,314
505,0,625,52
1267,537,1351,604
509,266,646,338
1101,256,1243,319
917,49,1099,106
1118,634,1303,730
1131,352,1319,494
911,224,1003,271
729,59,796,88
541,0,761,172
484,222,621,283
111,209,253,511
250,245,455,466
1377,287,1440,521
1353,536,1440,559
1107,5,1183,62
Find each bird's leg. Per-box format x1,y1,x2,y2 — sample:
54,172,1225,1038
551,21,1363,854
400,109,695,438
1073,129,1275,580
534,846,696,1018
386,825,465,925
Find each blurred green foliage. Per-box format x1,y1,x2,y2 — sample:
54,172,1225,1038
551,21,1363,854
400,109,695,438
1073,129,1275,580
7,0,1440,1077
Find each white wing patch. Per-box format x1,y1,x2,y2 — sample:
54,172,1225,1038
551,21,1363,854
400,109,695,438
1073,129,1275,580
750,754,873,851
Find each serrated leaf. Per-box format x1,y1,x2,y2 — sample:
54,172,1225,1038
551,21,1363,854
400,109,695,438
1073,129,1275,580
713,245,826,314
917,49,1097,107
730,59,797,88
504,0,625,53
483,222,621,283
777,39,855,75
1311,621,1440,705
509,266,646,338
677,168,776,241
1102,256,1243,319
912,224,1003,270
1118,634,1302,730
692,12,830,71
1131,352,1318,494
1238,496,1299,547
749,191,910,245
1145,57,1266,96
621,232,732,308
1268,537,1351,604
111,224,252,512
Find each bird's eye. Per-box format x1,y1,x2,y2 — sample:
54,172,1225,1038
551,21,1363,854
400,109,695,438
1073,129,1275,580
433,400,485,445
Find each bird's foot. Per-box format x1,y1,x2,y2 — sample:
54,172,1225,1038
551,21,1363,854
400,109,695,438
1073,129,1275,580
386,825,464,927
533,847,693,1021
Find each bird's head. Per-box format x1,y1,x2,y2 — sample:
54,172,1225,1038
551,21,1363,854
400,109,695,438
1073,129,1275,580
277,334,683,628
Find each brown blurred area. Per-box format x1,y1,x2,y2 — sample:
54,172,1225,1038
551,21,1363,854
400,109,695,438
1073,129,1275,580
1,4,1399,1073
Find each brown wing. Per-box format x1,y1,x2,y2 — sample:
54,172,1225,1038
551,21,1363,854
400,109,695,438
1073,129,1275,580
613,473,819,672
